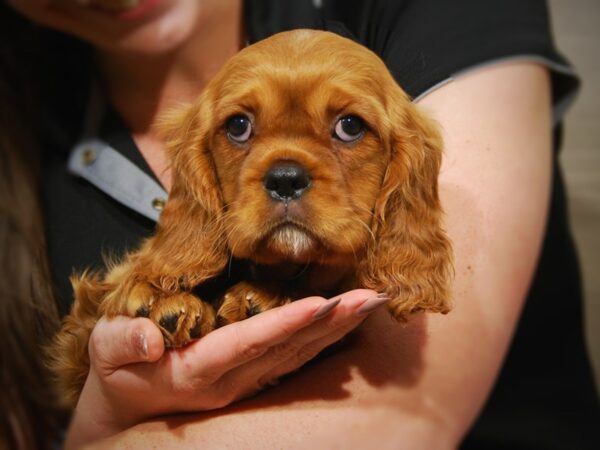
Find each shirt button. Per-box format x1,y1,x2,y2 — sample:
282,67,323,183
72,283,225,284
152,197,166,211
81,148,96,166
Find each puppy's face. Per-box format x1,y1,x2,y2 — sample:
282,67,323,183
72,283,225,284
162,30,452,317
201,31,406,266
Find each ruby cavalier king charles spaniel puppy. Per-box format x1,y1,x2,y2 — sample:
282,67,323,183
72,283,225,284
50,29,453,407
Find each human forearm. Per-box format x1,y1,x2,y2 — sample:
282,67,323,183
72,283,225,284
84,313,458,450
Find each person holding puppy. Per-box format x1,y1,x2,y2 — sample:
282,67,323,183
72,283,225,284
2,0,598,449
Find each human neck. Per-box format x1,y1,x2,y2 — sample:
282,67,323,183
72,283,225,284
96,0,243,134
94,0,243,189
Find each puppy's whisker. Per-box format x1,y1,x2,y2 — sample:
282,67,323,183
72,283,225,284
227,252,234,278
354,217,377,243
223,222,238,247
198,207,229,238
223,221,248,260
342,233,359,263
354,202,381,219
351,202,375,216
352,203,381,226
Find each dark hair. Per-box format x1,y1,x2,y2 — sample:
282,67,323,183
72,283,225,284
0,5,92,449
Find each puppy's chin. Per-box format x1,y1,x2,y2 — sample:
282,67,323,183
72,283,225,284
254,223,320,264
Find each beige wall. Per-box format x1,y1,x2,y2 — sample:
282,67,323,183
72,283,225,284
549,0,600,392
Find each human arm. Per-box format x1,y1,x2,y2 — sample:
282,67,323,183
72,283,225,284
64,289,385,449
86,61,552,449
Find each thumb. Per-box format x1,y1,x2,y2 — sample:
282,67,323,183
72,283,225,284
89,316,165,372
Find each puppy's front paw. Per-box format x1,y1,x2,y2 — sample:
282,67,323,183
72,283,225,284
149,292,216,347
216,281,289,327
104,282,216,348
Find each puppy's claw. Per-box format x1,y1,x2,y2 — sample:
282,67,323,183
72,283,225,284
147,292,217,347
159,313,181,333
135,305,149,318
247,299,260,317
189,316,202,339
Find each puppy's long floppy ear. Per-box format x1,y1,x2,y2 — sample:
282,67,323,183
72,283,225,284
137,95,229,291
358,84,453,321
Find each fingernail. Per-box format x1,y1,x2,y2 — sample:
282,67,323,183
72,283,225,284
355,295,391,316
313,298,341,320
134,331,148,358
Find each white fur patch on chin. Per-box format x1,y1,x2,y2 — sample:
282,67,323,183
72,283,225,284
268,225,316,259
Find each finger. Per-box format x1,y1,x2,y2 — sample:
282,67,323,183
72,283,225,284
223,289,384,395
173,295,340,384
260,299,385,383
97,295,345,412
89,316,165,375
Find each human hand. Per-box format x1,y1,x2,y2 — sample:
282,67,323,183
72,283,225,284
64,289,388,449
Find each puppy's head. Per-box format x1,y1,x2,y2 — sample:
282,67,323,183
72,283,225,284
161,30,452,319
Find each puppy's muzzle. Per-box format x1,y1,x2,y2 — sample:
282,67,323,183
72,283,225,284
263,163,311,202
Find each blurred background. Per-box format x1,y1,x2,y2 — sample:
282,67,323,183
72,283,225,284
549,0,600,392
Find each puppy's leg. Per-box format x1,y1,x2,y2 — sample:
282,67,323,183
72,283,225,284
147,291,216,348
49,274,216,408
47,273,108,408
216,281,290,327
100,278,217,348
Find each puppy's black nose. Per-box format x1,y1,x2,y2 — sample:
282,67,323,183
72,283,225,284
264,163,311,201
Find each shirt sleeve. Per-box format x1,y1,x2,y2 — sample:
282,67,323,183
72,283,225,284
322,0,579,120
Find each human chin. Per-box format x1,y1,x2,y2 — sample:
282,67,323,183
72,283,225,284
10,0,202,55
93,1,201,54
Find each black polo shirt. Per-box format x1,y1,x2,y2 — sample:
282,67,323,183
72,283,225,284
42,1,599,448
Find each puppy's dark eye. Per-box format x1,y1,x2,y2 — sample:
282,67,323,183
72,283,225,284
226,115,252,143
333,115,365,142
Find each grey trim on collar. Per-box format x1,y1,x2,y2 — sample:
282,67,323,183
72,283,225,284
68,139,168,222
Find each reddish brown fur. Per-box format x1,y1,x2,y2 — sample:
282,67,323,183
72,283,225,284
47,30,453,408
